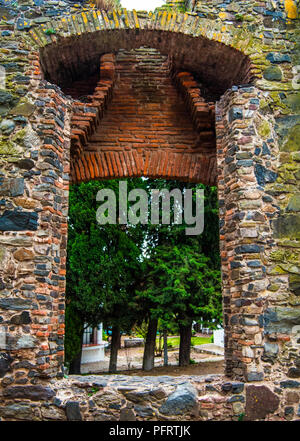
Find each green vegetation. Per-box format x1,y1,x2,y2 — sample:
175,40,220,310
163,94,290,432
163,336,212,348
65,178,222,373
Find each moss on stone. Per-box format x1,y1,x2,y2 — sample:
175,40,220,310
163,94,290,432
263,66,283,82
282,92,300,112
9,100,35,117
287,194,300,212
281,124,300,152
257,120,271,138
0,138,20,156
11,128,27,145
268,265,288,275
268,284,280,292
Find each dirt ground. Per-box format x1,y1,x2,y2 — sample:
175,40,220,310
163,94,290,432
119,359,224,377
81,335,224,376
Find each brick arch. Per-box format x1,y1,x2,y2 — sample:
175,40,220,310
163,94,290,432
28,10,256,187
34,11,254,95
69,49,218,185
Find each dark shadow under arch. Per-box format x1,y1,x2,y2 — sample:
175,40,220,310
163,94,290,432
39,29,253,96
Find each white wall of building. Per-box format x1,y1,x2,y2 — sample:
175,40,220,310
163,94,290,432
213,328,224,347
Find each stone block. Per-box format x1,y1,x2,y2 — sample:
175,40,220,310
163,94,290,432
65,401,82,421
159,383,198,416
0,210,38,231
263,307,300,334
245,385,279,420
3,385,55,401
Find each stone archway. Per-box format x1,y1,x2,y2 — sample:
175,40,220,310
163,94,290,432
0,6,299,421
27,15,273,383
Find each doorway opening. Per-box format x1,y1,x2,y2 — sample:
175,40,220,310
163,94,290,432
65,176,223,377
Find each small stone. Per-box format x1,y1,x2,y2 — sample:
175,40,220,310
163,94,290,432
0,119,15,135
232,383,244,394
246,372,264,382
0,178,24,197
286,195,300,212
15,334,36,350
65,401,82,421
150,387,167,400
266,53,291,64
13,248,34,261
288,368,300,379
0,210,38,231
123,390,150,404
0,298,33,311
273,215,300,240
3,385,55,401
159,383,198,416
221,382,232,392
263,66,282,81
284,406,294,416
41,406,66,420
119,407,136,421
232,402,244,415
229,107,243,122
10,311,31,325
16,159,35,170
14,197,37,209
245,386,279,420
255,164,277,186
228,395,245,403
280,380,300,389
286,392,299,404
0,352,13,378
134,405,155,418
263,342,279,357
10,101,35,117
235,244,262,254
0,90,14,105
263,307,300,334
0,403,34,420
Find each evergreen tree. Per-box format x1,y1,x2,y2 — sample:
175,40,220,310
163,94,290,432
137,180,222,368
65,179,145,373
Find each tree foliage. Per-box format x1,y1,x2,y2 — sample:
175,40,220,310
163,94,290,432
65,177,222,370
65,179,146,367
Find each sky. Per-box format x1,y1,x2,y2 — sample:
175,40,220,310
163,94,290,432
121,0,165,11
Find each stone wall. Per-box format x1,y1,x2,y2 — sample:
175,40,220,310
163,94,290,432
0,0,299,421
1,374,299,421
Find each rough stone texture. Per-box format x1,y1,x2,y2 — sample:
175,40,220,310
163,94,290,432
3,385,55,401
245,385,280,420
0,0,299,422
0,352,13,378
65,401,82,421
159,383,198,415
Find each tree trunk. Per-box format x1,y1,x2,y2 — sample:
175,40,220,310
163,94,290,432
69,347,82,374
179,322,192,367
143,318,158,371
109,325,120,373
163,329,168,367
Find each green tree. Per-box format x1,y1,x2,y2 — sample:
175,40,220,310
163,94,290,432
137,180,222,368
65,179,146,373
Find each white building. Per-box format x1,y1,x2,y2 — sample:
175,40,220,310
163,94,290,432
213,328,224,347
81,323,107,365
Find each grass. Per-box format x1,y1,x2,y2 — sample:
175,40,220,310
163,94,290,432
156,336,212,348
